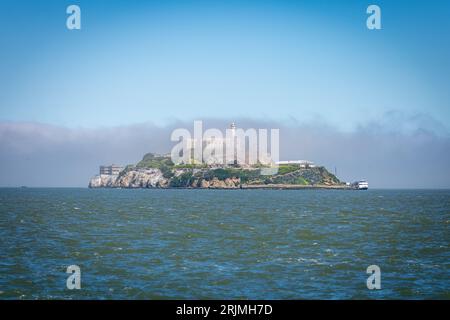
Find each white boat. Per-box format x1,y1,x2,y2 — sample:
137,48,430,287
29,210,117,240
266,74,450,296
356,180,368,190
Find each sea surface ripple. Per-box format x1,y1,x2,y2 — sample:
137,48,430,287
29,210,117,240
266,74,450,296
0,188,449,299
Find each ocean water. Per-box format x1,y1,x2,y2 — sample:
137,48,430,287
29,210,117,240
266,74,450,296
0,188,448,299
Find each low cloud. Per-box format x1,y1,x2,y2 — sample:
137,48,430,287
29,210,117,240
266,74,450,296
1,115,449,188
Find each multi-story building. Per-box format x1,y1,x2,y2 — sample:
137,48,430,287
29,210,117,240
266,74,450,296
100,164,123,175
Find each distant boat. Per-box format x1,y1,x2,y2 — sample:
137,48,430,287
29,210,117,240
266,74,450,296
356,180,368,190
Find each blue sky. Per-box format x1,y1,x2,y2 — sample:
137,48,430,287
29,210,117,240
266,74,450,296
1,1,450,187
1,0,449,131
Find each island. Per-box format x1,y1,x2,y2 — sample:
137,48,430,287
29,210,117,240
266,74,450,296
89,153,355,189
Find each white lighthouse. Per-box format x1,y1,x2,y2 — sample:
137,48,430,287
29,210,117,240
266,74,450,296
230,122,238,165
230,122,236,136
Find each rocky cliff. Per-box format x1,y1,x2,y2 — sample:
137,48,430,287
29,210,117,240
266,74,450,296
89,168,168,188
89,168,241,189
89,153,343,189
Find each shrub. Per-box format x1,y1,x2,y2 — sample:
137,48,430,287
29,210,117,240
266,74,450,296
169,172,194,187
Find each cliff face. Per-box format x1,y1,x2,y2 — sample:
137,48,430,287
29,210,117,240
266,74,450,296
89,169,169,188
89,154,343,189
192,177,241,189
89,168,241,189
88,174,117,188
116,169,168,188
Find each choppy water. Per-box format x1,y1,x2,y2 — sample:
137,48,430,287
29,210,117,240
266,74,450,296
0,188,449,299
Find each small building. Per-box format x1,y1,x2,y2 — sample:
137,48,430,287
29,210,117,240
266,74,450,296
100,164,123,175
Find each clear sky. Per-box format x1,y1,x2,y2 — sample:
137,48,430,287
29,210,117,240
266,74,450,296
1,0,449,131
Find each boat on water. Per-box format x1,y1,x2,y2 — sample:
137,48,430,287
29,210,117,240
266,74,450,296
356,180,368,190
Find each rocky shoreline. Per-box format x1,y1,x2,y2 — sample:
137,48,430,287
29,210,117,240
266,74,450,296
89,168,244,189
240,184,353,190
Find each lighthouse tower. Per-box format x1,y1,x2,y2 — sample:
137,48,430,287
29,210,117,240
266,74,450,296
230,122,236,136
230,122,238,165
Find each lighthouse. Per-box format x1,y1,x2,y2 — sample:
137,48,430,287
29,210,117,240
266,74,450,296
230,122,236,136
230,122,238,165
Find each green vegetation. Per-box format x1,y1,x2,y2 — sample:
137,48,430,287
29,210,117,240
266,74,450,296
169,171,194,187
131,153,341,187
294,177,309,185
136,153,174,169
201,168,262,183
277,165,300,175
159,164,174,179
238,170,264,183
118,164,136,178
174,163,208,169
203,168,239,181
